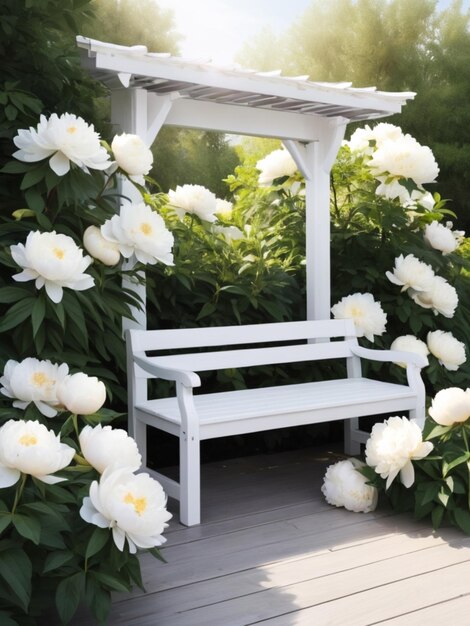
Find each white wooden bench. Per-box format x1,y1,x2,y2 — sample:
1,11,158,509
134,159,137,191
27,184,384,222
126,319,427,526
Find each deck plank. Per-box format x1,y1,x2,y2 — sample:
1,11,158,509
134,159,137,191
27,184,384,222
68,447,470,626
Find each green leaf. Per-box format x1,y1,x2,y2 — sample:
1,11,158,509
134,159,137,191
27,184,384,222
426,424,452,440
0,514,12,535
196,301,217,320
85,577,111,623
43,550,75,574
85,528,110,560
0,161,32,174
12,514,41,545
24,188,45,212
91,571,131,592
443,452,470,476
0,298,36,333
0,548,32,611
55,572,84,624
0,286,32,304
31,295,46,338
431,505,445,530
453,508,470,535
20,166,47,190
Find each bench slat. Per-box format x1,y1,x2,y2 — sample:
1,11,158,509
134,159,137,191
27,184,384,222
136,378,416,434
138,341,354,375
129,319,356,352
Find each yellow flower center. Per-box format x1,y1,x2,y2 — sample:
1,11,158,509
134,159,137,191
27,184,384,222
19,434,38,447
349,306,363,318
123,492,147,516
53,247,65,260
67,125,77,134
31,371,50,387
140,222,152,236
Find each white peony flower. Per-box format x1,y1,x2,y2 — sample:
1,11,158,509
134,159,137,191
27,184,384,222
429,387,470,427
79,467,172,553
79,424,141,473
390,335,429,369
101,202,174,266
346,126,374,154
331,292,387,342
321,459,378,513
215,198,233,218
256,149,297,185
424,221,460,255
368,134,439,186
427,330,466,371
375,177,411,204
168,184,218,222
111,133,153,180
57,372,106,415
213,225,244,242
11,230,94,303
0,420,75,487
410,275,458,318
0,358,69,418
385,254,435,293
370,123,404,146
13,113,111,176
83,225,120,266
365,416,433,489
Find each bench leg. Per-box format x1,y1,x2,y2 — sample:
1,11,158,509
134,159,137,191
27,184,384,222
179,431,201,526
344,418,361,456
409,408,425,430
134,417,147,468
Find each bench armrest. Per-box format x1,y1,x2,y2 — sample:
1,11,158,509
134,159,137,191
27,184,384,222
133,355,201,388
350,345,428,369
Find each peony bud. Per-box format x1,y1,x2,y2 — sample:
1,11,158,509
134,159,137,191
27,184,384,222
57,372,106,415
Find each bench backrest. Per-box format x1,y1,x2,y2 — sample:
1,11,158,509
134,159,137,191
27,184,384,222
127,319,360,377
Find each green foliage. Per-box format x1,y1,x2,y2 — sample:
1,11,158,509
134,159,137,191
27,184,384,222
151,128,240,197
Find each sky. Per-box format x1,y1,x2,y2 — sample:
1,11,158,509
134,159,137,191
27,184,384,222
157,0,470,65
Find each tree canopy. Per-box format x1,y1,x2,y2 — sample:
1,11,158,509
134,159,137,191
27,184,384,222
237,0,470,227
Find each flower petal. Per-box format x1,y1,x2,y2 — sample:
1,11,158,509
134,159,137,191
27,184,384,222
49,151,70,176
0,466,20,488
399,460,415,488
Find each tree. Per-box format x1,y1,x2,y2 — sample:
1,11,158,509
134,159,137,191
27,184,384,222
81,0,181,53
237,0,470,228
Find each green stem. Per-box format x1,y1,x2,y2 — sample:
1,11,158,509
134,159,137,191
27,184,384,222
71,413,80,440
11,474,27,515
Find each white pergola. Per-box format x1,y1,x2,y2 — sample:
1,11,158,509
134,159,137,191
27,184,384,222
77,36,414,328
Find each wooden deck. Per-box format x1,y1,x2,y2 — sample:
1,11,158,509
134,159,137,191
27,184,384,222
73,446,470,625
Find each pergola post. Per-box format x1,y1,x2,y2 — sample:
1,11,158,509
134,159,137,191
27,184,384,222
111,88,174,330
285,118,346,320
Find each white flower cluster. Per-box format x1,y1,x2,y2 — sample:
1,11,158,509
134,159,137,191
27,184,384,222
0,358,106,417
365,416,433,489
386,253,458,318
347,123,439,204
321,458,377,513
256,148,298,186
331,292,387,342
391,331,465,372
78,424,171,553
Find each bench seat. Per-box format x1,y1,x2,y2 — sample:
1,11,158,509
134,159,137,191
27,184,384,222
136,377,417,439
